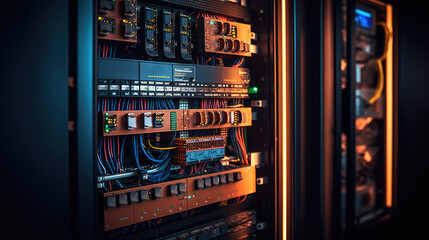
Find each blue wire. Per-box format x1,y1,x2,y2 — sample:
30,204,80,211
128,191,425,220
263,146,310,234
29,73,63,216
97,139,107,174
120,136,126,169
133,135,143,170
109,45,113,58
113,45,117,58
121,98,125,110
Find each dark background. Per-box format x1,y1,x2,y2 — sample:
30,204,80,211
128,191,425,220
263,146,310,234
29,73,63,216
0,0,428,239
393,0,429,238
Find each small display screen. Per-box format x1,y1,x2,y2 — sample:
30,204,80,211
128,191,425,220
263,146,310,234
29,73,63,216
355,9,372,29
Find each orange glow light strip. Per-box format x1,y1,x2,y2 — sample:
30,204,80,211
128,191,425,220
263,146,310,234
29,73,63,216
281,0,287,238
385,4,393,208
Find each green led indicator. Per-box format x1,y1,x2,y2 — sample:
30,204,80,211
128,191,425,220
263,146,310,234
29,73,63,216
188,17,191,20
105,113,108,116
249,86,259,94
210,21,214,24
187,196,191,199
105,129,110,133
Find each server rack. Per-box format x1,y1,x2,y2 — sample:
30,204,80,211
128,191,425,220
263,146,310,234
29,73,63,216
72,0,293,239
323,0,398,239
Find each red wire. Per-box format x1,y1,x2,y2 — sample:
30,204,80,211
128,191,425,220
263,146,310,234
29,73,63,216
237,195,247,203
117,137,121,173
141,98,143,110
205,57,212,65
108,181,112,190
132,98,135,110
103,138,109,173
108,137,114,163
118,98,121,110
190,209,195,216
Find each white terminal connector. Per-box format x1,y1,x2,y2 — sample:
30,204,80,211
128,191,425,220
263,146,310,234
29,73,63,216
144,112,152,129
127,113,137,130
230,111,235,124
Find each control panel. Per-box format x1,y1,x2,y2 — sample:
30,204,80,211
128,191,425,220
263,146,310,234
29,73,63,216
102,165,256,230
198,17,252,56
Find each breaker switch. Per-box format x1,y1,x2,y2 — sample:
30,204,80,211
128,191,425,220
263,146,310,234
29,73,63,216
140,190,150,201
106,195,117,209
130,191,139,204
118,194,129,206
220,175,228,184
195,179,205,190
204,177,212,188
178,183,186,194
169,184,179,196
227,173,234,183
235,172,243,181
212,176,220,186
153,187,163,199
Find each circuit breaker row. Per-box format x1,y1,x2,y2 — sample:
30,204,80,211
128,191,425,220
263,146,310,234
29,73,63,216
103,107,252,136
103,165,256,230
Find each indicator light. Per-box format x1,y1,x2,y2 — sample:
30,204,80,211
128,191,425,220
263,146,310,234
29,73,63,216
249,86,259,94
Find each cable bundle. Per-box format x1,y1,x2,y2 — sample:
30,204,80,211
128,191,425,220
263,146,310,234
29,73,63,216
229,127,248,165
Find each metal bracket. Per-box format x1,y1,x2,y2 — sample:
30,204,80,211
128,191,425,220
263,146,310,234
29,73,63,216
250,32,257,40
256,222,268,230
256,177,268,185
68,76,75,87
68,121,75,132
250,44,258,54
250,152,262,167
251,100,267,107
